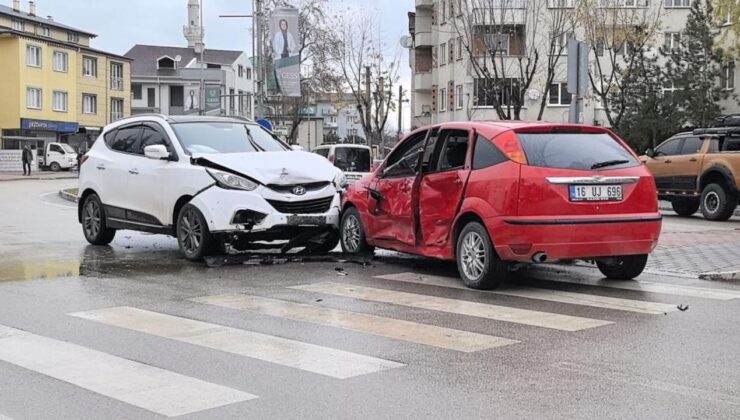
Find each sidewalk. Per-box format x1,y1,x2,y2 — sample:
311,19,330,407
0,171,78,182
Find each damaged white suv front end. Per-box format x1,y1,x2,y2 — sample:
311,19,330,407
78,115,345,261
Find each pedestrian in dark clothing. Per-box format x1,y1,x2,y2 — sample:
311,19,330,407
22,146,32,176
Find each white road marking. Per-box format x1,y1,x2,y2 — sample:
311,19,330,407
375,273,678,315
70,307,403,379
192,294,518,352
0,324,254,417
550,276,740,301
290,283,612,332
0,414,13,420
38,192,76,209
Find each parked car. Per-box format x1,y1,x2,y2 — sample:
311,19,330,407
643,126,740,221
38,142,77,171
78,115,346,260
312,144,372,184
340,122,662,289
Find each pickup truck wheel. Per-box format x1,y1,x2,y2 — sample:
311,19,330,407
700,183,736,221
596,255,648,280
49,162,61,172
456,222,508,290
671,198,700,216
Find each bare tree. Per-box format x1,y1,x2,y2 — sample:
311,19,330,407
327,12,401,147
451,0,543,120
577,0,663,129
536,3,577,120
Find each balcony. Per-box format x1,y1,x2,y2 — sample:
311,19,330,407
413,72,432,92
415,0,433,8
413,115,431,127
415,31,432,47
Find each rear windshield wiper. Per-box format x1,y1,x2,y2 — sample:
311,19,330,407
591,159,630,170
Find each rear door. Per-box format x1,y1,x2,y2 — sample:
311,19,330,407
516,130,655,217
418,128,471,247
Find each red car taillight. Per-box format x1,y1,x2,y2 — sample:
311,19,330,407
492,131,527,165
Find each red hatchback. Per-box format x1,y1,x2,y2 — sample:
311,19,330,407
339,122,662,289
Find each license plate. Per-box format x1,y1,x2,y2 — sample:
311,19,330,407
569,185,623,202
286,215,328,226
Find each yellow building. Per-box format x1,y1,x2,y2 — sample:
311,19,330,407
0,0,131,152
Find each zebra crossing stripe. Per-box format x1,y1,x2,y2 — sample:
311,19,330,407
0,324,254,417
551,277,740,301
192,294,519,352
69,307,403,379
290,283,613,332
374,273,678,315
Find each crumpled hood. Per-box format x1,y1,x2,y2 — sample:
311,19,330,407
191,151,339,185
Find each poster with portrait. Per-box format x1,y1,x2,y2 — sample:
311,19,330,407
269,8,301,97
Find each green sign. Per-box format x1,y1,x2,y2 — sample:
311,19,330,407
205,86,221,112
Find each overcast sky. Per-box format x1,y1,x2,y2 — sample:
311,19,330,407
16,0,413,131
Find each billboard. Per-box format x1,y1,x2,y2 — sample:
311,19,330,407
205,86,222,112
269,8,301,97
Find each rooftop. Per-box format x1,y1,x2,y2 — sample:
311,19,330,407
0,3,96,37
0,28,131,60
125,44,245,76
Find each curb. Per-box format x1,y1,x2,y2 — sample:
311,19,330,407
698,271,740,282
58,188,78,203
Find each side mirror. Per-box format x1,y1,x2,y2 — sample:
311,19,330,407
291,145,304,151
144,144,171,160
645,147,655,158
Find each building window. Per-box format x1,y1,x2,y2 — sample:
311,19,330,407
68,32,80,43
484,33,510,56
52,91,68,112
26,45,41,67
457,36,463,60
246,68,252,79
26,87,42,109
111,62,124,90
548,83,572,106
41,26,50,37
664,0,690,7
83,94,97,114
441,0,447,22
238,65,245,78
439,88,447,111
551,32,569,53
52,51,68,72
147,88,156,108
548,0,576,7
456,85,464,109
12,20,24,31
440,43,447,65
83,56,97,77
721,61,735,91
110,98,124,122
132,84,142,100
664,32,681,50
662,81,677,97
474,78,520,107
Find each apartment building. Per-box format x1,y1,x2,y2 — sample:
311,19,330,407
0,0,131,152
408,0,739,129
315,95,366,142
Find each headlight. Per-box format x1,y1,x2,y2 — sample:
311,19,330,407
207,169,259,191
333,171,347,190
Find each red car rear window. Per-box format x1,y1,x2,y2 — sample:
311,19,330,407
516,133,639,171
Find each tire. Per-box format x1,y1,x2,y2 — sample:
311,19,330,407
456,222,508,290
596,254,648,280
340,207,375,254
81,194,116,245
306,229,341,254
700,183,736,221
671,198,700,217
49,162,61,172
177,204,215,261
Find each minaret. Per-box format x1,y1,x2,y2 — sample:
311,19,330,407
183,0,204,51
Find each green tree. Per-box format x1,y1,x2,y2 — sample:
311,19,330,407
664,0,730,127
713,0,740,55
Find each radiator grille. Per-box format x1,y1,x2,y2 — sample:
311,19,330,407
266,196,334,214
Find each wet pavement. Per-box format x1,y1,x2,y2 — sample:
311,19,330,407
1,180,740,419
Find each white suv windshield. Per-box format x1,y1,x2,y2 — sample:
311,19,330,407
171,122,289,154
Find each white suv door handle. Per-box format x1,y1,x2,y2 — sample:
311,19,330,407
96,164,106,170
129,168,139,175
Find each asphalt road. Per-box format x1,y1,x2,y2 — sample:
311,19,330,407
1,180,740,419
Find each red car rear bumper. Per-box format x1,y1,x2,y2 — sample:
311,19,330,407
487,213,662,262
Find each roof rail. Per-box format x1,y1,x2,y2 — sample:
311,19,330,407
693,126,740,136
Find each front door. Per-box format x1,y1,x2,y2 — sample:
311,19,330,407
418,129,471,247
367,130,427,246
666,136,705,191
646,137,683,191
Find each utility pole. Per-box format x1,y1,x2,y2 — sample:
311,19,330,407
397,85,408,138
199,0,205,115
364,66,371,141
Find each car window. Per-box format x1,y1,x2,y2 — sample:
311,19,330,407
518,132,639,171
473,135,507,170
420,128,440,173
137,126,168,155
110,126,143,154
384,130,427,178
679,137,703,155
436,129,469,171
723,137,740,152
171,122,289,154
708,138,720,153
313,148,329,158
49,144,63,154
654,138,681,156
334,147,371,172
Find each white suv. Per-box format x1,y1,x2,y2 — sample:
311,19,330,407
78,115,346,260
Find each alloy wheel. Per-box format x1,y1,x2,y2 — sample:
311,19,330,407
704,191,720,214
342,214,361,252
83,200,101,239
179,209,203,255
461,231,486,281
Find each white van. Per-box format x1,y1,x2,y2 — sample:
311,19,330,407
312,144,372,184
38,142,77,171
